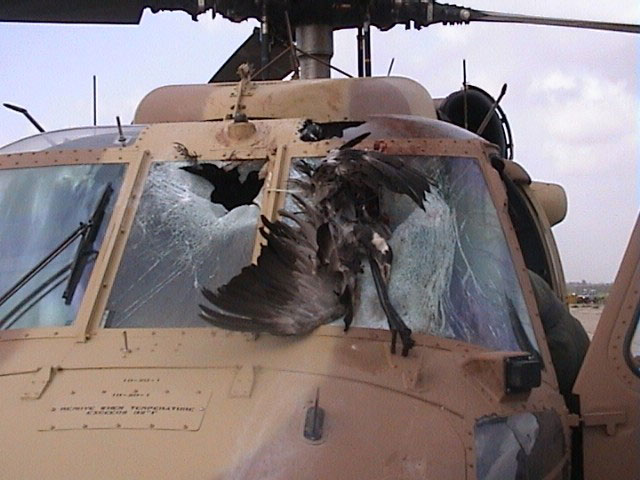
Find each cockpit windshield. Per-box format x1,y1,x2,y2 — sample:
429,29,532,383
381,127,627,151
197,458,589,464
104,160,264,329
103,155,538,354
0,164,126,329
346,156,537,352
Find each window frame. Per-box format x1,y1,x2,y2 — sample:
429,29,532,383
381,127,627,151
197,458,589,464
624,295,640,376
88,143,549,361
0,149,144,341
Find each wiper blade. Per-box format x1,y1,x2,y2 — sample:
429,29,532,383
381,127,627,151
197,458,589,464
0,224,87,309
62,183,114,305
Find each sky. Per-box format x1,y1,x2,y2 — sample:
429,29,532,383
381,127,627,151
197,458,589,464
0,1,638,282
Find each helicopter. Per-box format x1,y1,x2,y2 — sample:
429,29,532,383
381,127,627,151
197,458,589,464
0,1,639,479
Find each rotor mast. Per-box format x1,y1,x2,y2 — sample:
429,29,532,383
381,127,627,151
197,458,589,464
295,24,334,79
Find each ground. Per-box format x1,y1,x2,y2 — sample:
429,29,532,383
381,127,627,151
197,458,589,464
570,305,603,339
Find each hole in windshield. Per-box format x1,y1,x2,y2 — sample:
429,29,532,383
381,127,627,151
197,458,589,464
104,160,265,328
181,163,264,211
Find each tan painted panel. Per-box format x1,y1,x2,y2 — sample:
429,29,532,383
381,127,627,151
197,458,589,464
38,370,211,431
134,77,437,124
574,214,640,480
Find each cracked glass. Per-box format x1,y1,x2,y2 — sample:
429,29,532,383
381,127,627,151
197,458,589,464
102,154,537,355
289,155,538,353
0,163,126,329
104,160,264,328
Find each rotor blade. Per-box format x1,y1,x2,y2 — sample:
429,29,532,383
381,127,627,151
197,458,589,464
0,1,145,24
209,27,293,83
466,9,640,34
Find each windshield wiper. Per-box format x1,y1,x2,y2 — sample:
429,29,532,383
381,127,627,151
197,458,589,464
0,225,88,310
0,182,114,319
62,183,114,305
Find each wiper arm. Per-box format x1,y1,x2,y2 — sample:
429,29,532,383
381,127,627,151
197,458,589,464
0,263,71,330
0,224,88,309
62,183,114,305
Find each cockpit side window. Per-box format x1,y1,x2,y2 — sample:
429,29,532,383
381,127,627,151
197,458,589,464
502,176,552,285
0,164,126,329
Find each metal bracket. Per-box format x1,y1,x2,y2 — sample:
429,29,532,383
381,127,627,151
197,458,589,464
583,411,627,436
21,365,54,400
229,365,256,398
228,64,254,120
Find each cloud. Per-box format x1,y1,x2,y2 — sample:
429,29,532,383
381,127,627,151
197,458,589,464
530,72,577,92
531,75,637,147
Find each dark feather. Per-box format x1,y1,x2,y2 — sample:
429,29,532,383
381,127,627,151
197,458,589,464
199,148,435,354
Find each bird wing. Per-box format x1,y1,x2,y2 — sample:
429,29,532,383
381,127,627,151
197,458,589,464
332,149,436,209
199,214,345,335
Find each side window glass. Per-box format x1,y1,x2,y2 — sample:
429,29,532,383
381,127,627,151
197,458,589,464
627,307,640,374
0,164,126,329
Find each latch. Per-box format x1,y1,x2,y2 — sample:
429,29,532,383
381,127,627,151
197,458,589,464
582,411,627,436
21,365,54,400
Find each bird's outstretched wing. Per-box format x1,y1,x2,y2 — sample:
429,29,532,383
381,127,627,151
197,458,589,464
299,149,436,210
334,149,436,209
199,214,345,335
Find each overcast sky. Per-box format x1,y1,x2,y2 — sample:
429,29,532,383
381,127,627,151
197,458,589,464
0,1,638,282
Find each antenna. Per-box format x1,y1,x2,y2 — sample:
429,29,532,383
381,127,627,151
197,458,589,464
477,83,508,136
92,75,97,126
116,116,126,145
3,103,45,133
386,57,395,76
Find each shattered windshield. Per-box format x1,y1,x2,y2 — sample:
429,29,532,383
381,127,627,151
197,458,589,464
0,164,125,329
104,160,264,328
291,155,537,353
103,153,536,353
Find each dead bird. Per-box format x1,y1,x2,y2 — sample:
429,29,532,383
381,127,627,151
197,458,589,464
199,146,435,356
